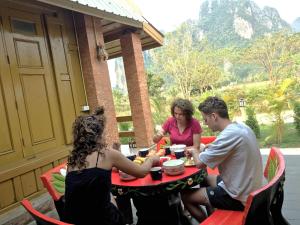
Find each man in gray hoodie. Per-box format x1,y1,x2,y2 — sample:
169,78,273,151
182,96,263,223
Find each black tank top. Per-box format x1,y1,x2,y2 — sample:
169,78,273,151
64,152,124,225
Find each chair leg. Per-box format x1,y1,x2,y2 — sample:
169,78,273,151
270,188,290,225
116,195,133,224
54,196,66,222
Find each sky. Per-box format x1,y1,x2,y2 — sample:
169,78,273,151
133,0,300,32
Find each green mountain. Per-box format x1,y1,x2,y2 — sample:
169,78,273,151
197,0,291,47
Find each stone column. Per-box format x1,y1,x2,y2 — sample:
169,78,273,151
120,31,154,147
74,13,119,146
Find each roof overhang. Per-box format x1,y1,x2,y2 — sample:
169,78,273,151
36,0,164,59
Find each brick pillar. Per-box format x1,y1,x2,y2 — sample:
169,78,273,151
74,13,119,146
120,32,154,147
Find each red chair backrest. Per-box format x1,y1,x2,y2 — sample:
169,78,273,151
201,136,217,144
241,147,286,225
21,199,72,225
156,136,217,150
40,163,67,201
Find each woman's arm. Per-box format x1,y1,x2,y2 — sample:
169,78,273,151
192,133,201,150
153,129,166,143
110,149,160,178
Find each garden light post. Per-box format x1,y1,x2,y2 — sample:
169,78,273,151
239,98,246,121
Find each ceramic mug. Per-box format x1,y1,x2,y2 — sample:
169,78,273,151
174,149,185,159
139,148,149,157
150,167,162,180
164,146,171,155
126,154,136,161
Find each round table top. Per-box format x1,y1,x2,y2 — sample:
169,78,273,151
111,163,207,197
112,166,201,187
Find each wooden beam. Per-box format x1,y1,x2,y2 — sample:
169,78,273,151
116,115,132,123
119,131,135,138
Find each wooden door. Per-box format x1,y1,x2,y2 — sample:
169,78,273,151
0,16,24,164
45,14,82,144
1,8,63,157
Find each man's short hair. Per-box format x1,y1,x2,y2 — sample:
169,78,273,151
198,96,229,119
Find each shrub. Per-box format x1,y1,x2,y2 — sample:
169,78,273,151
245,106,261,138
294,102,300,134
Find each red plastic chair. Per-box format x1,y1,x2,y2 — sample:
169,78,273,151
200,136,216,145
21,199,72,225
201,147,289,225
40,163,67,221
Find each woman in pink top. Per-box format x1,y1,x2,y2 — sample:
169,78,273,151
153,98,202,149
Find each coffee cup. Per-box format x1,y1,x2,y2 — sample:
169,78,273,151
174,149,185,159
138,148,149,157
126,154,136,161
164,146,171,155
150,166,162,180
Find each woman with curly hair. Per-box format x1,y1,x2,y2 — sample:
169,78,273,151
64,106,159,225
153,98,202,150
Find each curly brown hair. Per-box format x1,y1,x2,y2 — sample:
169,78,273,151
171,98,194,121
68,106,107,170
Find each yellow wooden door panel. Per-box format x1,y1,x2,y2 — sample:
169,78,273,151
0,15,23,165
0,180,15,208
45,15,86,144
0,85,13,154
21,74,55,144
14,39,43,67
1,8,63,157
20,171,37,197
59,12,88,115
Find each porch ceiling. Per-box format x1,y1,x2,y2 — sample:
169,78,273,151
36,0,164,59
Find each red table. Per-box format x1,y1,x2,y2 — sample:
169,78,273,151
111,161,207,225
111,166,207,196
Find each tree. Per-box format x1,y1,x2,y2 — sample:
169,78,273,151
263,78,297,144
146,72,164,97
245,106,261,138
243,32,300,84
112,89,130,116
294,102,300,135
150,21,222,99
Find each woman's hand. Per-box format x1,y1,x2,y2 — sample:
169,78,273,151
148,155,160,167
153,130,164,143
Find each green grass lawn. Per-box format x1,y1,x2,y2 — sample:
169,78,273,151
259,123,300,148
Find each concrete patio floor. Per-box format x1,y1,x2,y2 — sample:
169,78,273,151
0,148,299,225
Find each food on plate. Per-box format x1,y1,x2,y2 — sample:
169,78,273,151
182,157,196,166
133,156,146,165
147,149,165,157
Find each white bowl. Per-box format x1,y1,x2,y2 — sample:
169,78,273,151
170,144,186,154
162,159,185,176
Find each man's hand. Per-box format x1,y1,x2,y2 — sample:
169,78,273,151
185,147,206,169
185,146,200,158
